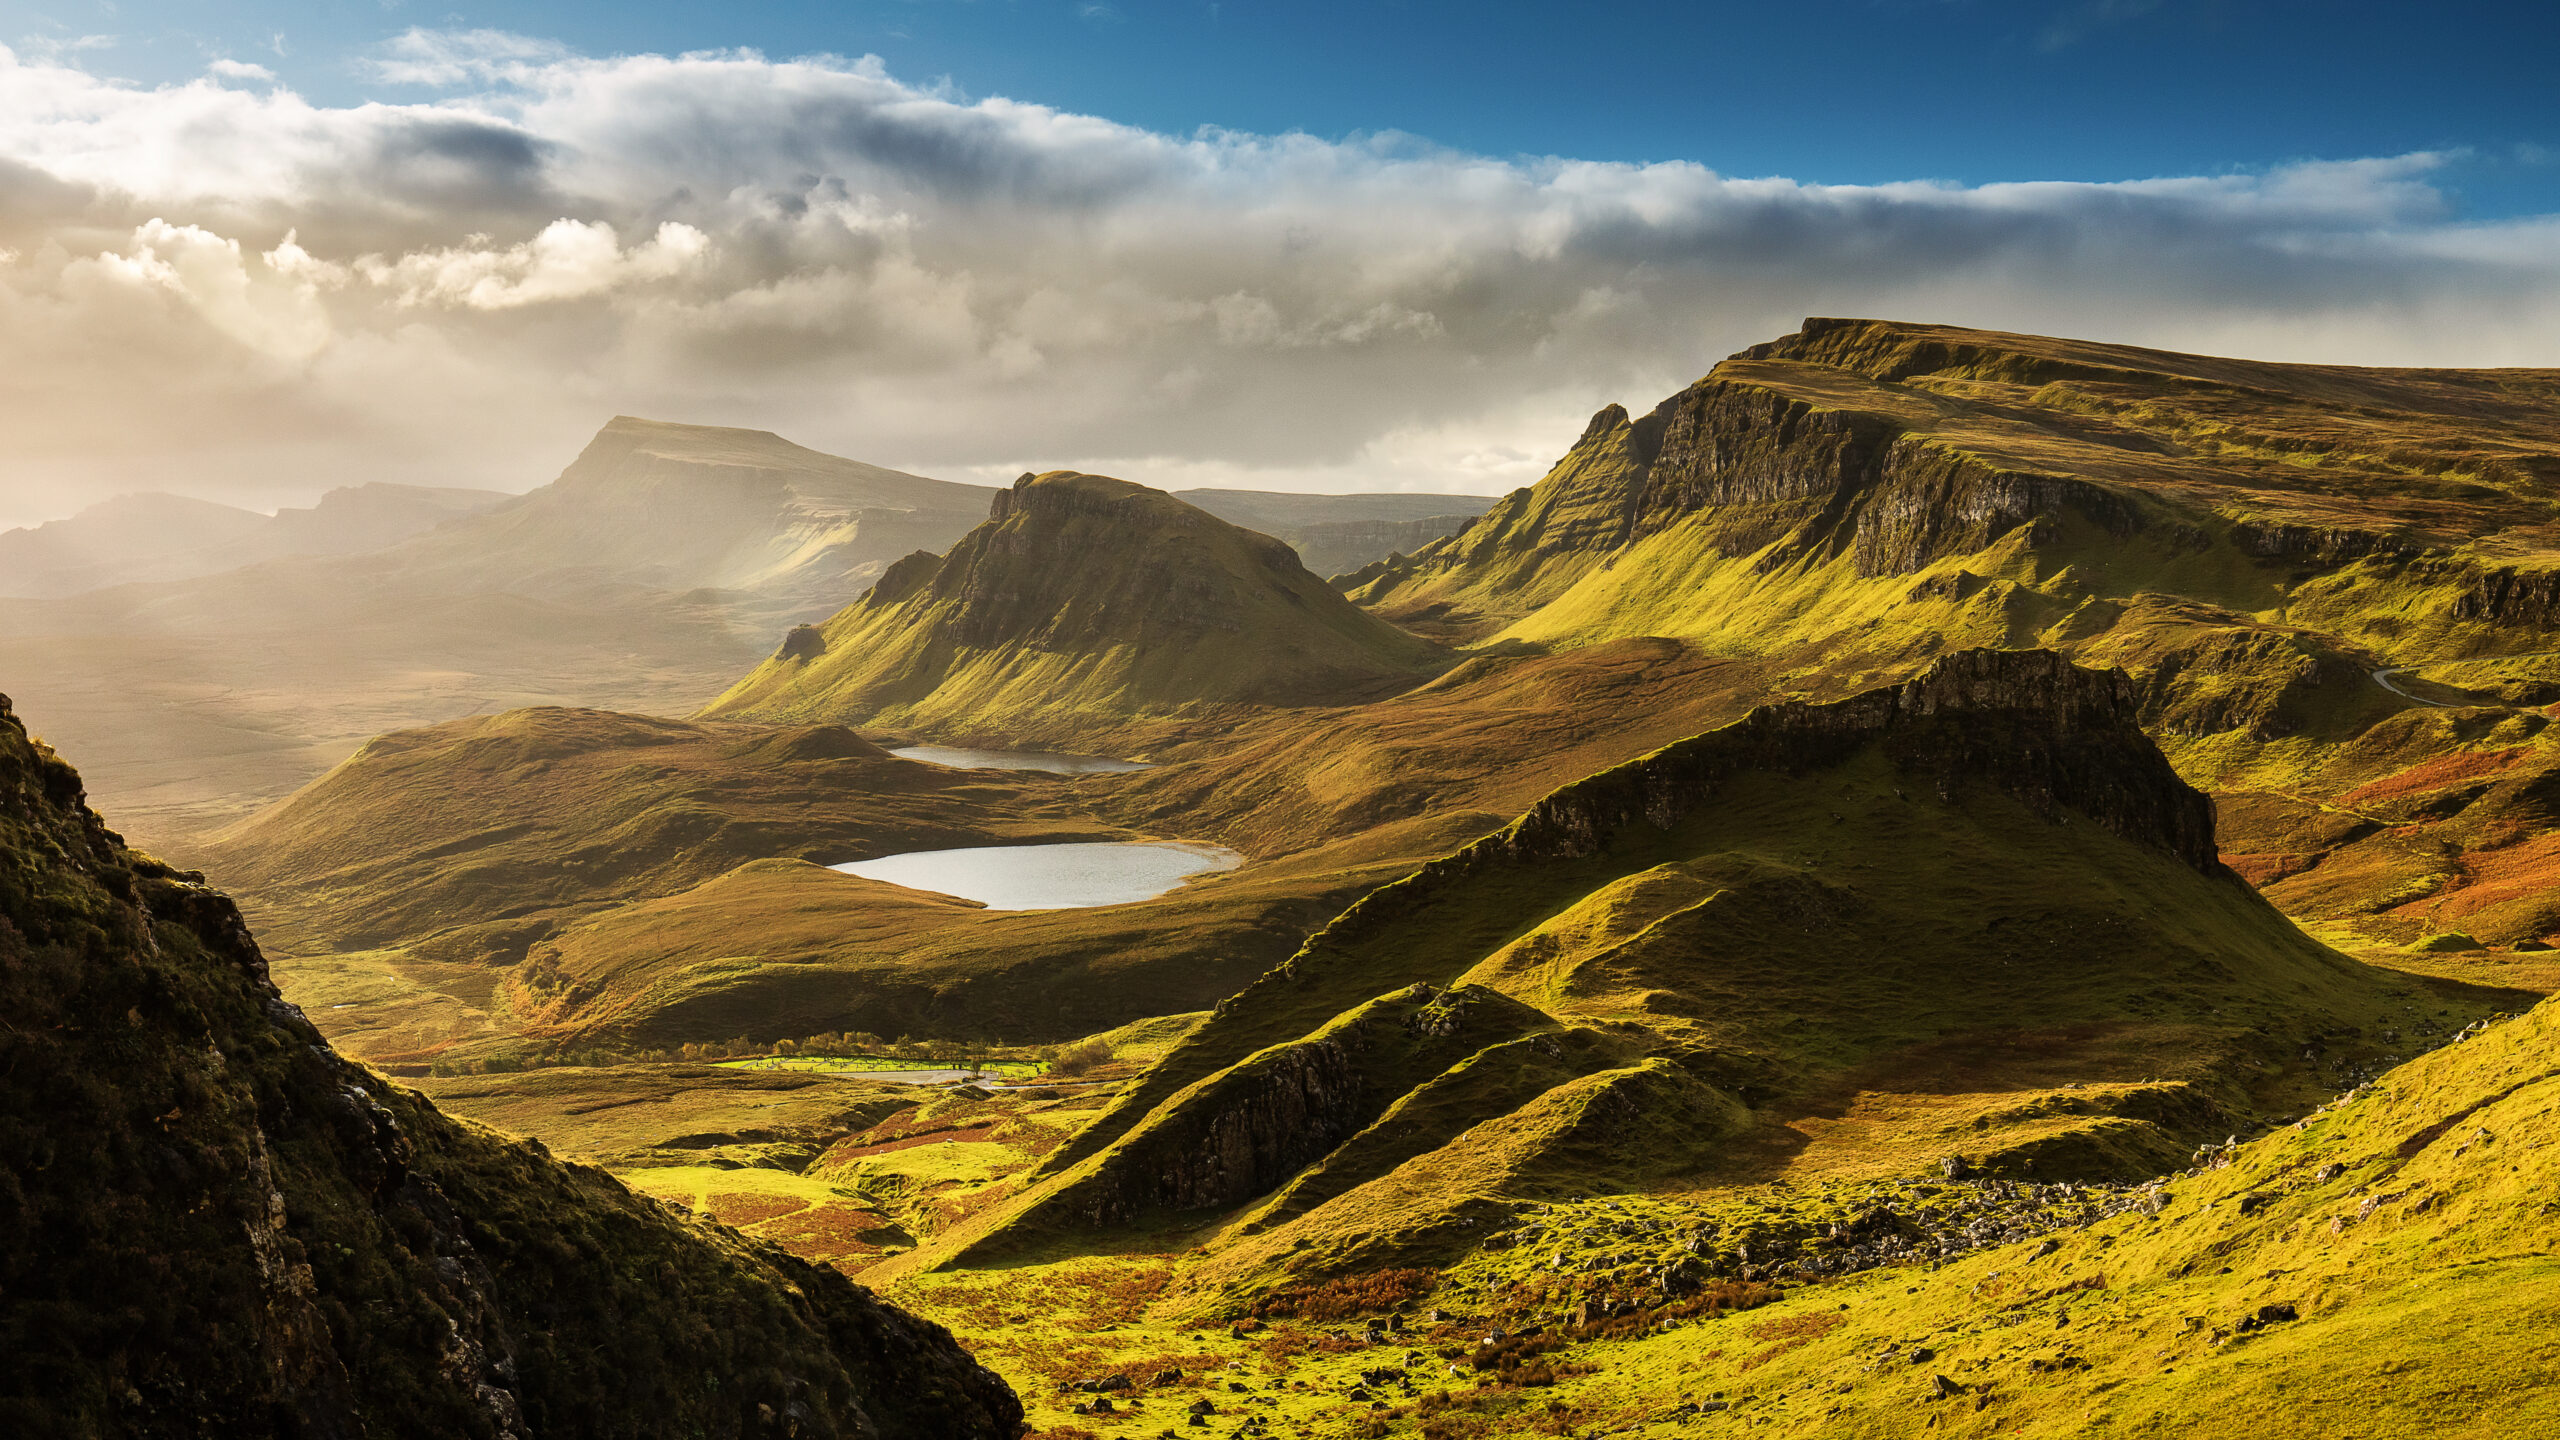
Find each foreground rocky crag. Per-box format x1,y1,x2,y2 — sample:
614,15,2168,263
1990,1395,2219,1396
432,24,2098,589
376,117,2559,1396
934,651,2437,1289
0,694,1019,1439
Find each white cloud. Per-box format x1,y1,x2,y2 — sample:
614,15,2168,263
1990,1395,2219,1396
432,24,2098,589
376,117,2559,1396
79,219,339,360
207,58,277,84
0,33,2554,528
358,218,709,308
367,27,572,87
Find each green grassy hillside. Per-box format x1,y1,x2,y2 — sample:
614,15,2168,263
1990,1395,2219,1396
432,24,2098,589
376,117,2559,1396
0,691,1020,1438
933,652,2446,1287
1345,318,2560,984
704,470,1450,745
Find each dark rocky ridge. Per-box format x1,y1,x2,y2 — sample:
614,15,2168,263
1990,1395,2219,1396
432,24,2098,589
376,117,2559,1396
1480,646,2218,873
0,694,1019,1438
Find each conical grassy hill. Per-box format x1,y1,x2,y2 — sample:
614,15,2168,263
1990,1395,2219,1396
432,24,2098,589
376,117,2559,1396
929,651,2440,1288
702,470,1450,745
0,692,1020,1437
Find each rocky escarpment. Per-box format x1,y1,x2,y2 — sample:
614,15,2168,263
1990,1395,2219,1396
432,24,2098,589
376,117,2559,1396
1355,319,2560,690
2451,562,2560,630
1437,647,2219,880
1353,341,2156,638
0,694,1020,1438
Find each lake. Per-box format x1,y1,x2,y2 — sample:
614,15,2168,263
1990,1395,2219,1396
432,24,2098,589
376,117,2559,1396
829,840,1242,910
890,744,1152,774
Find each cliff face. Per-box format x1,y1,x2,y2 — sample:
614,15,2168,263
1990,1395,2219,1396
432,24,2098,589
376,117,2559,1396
1473,647,2219,877
702,470,1448,743
1349,319,2560,711
0,694,1020,1439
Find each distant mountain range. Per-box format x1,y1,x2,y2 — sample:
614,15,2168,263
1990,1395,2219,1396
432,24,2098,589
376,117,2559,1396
0,420,1501,843
1175,487,1493,579
0,483,509,598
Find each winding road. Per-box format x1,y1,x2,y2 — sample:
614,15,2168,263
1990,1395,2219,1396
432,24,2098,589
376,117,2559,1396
2368,651,2560,710
2370,666,2452,707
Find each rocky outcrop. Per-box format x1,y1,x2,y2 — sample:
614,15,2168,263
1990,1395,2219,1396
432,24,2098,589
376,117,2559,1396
2452,563,2560,630
775,623,827,661
2232,521,2416,567
0,694,1020,1438
1392,650,2221,905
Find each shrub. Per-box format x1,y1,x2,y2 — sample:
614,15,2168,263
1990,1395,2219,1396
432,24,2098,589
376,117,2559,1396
1253,1268,1435,1323
1047,1038,1114,1076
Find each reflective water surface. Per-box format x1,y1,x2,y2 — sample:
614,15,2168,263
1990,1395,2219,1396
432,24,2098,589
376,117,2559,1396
829,840,1241,910
889,744,1153,775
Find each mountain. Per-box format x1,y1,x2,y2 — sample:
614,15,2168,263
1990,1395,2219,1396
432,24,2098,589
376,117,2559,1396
1174,488,1495,579
1342,318,2560,961
0,691,1019,1437
0,419,994,845
702,470,1450,744
0,483,508,598
1350,317,2560,652
388,417,995,609
939,652,2432,1279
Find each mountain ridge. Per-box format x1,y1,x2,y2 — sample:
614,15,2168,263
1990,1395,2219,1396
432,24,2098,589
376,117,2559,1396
0,483,510,599
934,649,2426,1279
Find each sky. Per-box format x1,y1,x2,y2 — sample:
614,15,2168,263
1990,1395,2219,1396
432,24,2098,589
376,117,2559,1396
0,1,2555,527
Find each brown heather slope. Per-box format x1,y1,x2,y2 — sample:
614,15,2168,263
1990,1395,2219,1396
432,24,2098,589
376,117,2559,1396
192,705,1136,1064
213,645,1773,1070
702,470,1450,745
935,652,2445,1288
0,691,1019,1439
0,418,993,847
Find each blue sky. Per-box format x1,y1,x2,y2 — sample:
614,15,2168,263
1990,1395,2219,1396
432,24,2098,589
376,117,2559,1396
11,0,2557,214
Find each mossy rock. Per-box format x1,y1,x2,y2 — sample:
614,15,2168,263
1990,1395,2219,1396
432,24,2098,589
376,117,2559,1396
2410,930,2486,953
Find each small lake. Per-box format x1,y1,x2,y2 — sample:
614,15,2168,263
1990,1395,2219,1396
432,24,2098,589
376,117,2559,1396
890,744,1152,775
829,841,1241,910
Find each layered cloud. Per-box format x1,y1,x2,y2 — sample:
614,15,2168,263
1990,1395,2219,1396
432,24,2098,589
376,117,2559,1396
1,33,2556,525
